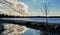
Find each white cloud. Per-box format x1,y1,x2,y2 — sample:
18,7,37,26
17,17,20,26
0,0,29,16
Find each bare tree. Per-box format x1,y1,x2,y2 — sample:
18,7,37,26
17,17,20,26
41,0,51,24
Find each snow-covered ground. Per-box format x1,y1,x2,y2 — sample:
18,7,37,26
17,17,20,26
2,23,28,35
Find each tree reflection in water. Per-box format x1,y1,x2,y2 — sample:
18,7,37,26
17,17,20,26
22,28,60,35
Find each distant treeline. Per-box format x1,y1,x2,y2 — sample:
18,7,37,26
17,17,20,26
0,14,60,18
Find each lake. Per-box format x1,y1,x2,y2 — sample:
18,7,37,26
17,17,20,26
1,18,60,35
2,18,60,23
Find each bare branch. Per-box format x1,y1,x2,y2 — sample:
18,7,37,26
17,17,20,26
41,8,45,14
41,0,52,24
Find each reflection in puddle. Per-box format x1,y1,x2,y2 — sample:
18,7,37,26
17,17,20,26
22,28,60,35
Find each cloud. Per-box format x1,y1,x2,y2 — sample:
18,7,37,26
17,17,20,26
17,1,29,16
0,0,29,16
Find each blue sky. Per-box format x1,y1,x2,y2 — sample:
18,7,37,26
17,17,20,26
19,0,60,16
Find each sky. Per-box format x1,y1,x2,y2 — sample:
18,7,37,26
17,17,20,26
18,0,60,16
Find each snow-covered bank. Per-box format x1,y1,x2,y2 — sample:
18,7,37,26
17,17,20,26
1,23,28,35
